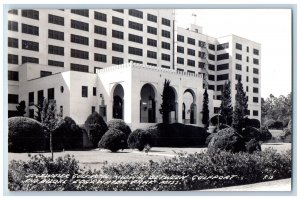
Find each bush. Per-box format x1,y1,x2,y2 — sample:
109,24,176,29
210,115,225,126
207,127,246,153
146,123,209,147
127,129,157,151
264,119,283,130
263,119,276,128
84,112,108,148
107,119,131,136
8,117,46,152
98,128,127,152
243,118,260,128
260,126,273,141
245,138,261,153
242,126,261,142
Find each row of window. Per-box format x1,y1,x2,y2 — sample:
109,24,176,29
236,42,260,55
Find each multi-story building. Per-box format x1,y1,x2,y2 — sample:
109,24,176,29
7,9,261,128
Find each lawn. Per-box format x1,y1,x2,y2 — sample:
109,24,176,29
8,143,291,170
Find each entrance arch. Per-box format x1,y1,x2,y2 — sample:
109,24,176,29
140,83,156,123
169,86,178,123
183,89,196,124
112,84,124,119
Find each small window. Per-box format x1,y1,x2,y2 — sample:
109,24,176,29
92,106,96,113
48,88,55,100
93,87,97,96
29,92,34,106
82,86,88,97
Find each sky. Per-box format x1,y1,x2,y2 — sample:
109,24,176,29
175,9,292,99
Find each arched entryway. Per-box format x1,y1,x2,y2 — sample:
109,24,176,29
169,86,178,123
183,89,196,124
140,83,156,123
112,84,124,119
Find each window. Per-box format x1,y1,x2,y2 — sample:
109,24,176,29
22,10,39,20
177,46,184,53
208,85,215,90
48,29,64,41
94,53,107,62
22,23,39,36
48,45,64,55
177,35,184,42
147,38,157,47
112,43,124,52
8,54,18,64
112,30,124,39
198,62,205,68
8,37,18,48
82,86,88,97
8,94,19,104
217,85,223,91
147,50,157,59
253,58,259,65
177,68,184,73
247,46,249,52
8,71,19,81
48,88,54,100
147,63,157,67
253,110,259,116
48,14,64,26
60,106,63,116
8,9,18,15
92,106,96,113
236,43,242,50
161,30,170,38
71,19,89,31
22,56,38,64
217,63,229,71
40,70,52,77
216,95,222,100
128,47,143,56
22,40,39,51
253,48,259,55
208,54,215,61
162,65,170,69
187,70,195,75
71,49,89,60
235,74,242,80
199,51,206,58
187,49,195,56
129,34,143,44
209,44,215,50
236,53,242,60
70,63,89,72
187,59,195,67
129,21,143,31
48,60,64,67
71,9,89,17
208,75,215,81
253,77,259,84
112,16,124,26
253,68,259,74
8,21,18,31
161,53,170,61
94,25,106,35
129,9,143,19
113,9,124,13
246,86,249,92
246,76,249,82
208,64,215,71
217,53,229,61
147,26,157,35
187,37,195,45
94,39,106,49
253,87,259,93
147,13,157,22
94,67,102,73
177,57,184,64
112,56,124,65
94,11,106,21
71,34,89,45
162,18,171,26
253,97,259,103
38,90,44,103
217,74,229,81
246,56,249,62
199,41,206,48
217,43,229,50
128,59,142,64
161,42,170,50
246,66,249,72
236,64,242,70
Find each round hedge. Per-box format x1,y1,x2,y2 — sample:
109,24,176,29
8,117,46,152
127,129,156,151
107,119,131,136
98,128,127,152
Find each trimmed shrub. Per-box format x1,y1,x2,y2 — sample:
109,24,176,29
264,119,283,130
98,128,127,152
263,119,276,128
260,126,273,141
210,115,225,126
242,126,261,142
127,129,157,151
8,117,46,152
207,127,246,153
243,118,260,128
107,119,131,136
245,138,261,153
84,112,108,148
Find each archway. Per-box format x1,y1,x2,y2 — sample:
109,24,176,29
112,84,124,119
183,89,196,124
140,83,156,123
169,86,178,123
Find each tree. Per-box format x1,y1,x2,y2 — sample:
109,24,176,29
220,80,233,126
159,79,174,124
34,98,44,122
16,101,26,116
202,88,210,129
233,78,248,132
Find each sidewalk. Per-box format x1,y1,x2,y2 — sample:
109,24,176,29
202,178,291,191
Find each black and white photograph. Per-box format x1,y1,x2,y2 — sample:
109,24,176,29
3,3,295,194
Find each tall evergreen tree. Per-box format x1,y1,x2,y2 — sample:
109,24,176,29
233,78,248,132
159,79,173,124
220,80,233,126
16,101,26,116
202,88,210,129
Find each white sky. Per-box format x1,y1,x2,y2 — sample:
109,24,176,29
175,9,292,99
